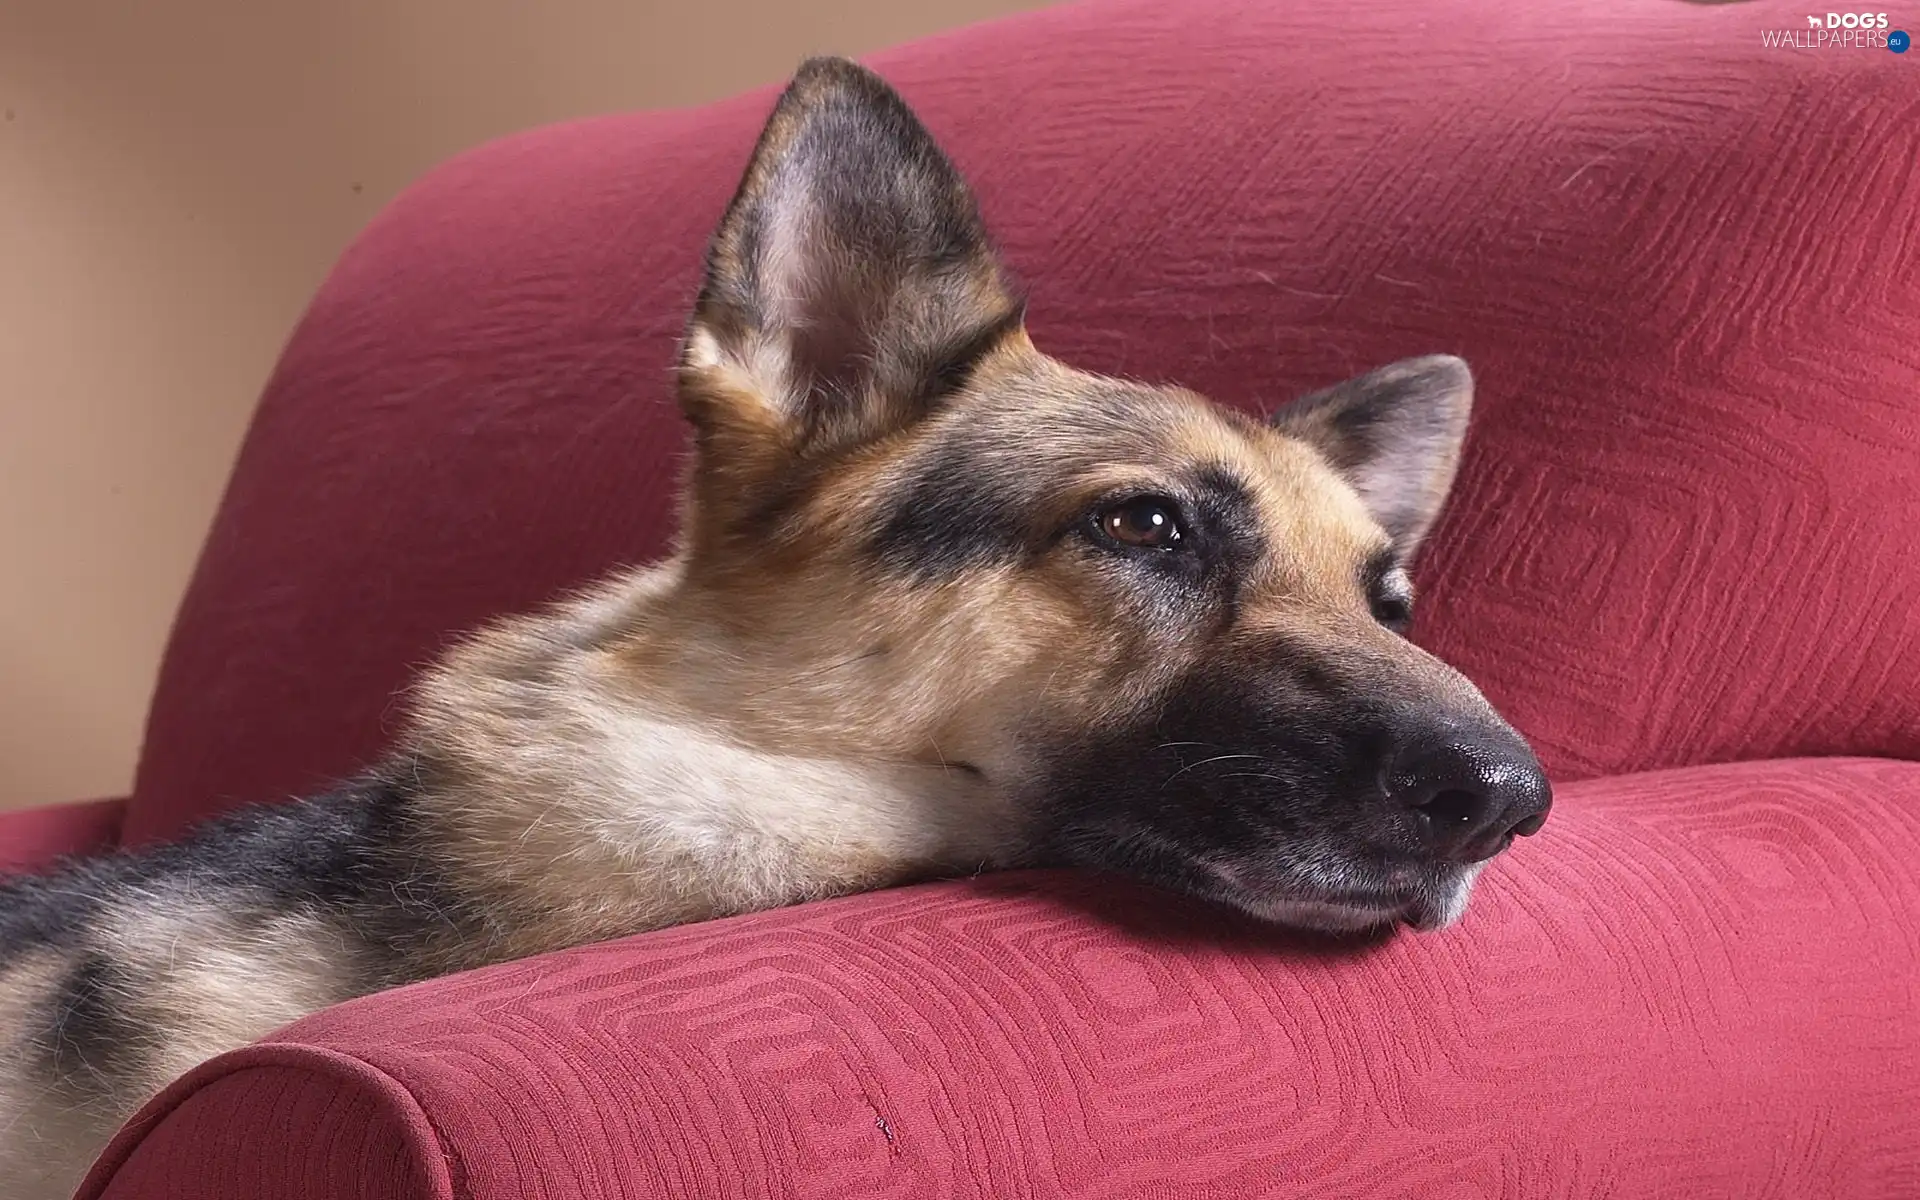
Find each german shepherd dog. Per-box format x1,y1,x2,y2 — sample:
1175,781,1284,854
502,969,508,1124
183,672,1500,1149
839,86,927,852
0,57,1550,1195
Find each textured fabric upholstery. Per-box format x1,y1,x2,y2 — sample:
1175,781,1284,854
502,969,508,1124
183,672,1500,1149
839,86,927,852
88,760,1920,1196
0,799,123,874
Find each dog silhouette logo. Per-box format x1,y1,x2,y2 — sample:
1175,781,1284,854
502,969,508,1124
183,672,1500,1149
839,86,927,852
1806,14,1823,25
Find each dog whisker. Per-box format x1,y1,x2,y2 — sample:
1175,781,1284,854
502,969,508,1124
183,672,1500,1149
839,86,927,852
1159,753,1268,789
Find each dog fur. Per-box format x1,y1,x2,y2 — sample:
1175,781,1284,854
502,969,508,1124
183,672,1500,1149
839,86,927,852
0,57,1548,1196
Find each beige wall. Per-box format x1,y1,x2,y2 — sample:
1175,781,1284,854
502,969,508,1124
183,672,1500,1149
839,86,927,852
0,0,1051,812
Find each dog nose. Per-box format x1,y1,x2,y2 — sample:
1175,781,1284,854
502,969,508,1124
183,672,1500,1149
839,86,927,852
1389,732,1552,863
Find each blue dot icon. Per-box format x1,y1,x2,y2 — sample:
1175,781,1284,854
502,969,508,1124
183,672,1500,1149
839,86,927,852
1892,29,1911,52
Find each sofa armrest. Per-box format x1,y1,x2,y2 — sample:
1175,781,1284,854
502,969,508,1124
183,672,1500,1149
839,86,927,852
0,798,126,875
81,759,1920,1198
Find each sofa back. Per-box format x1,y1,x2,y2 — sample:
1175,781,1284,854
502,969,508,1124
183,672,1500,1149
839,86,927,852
127,0,1920,844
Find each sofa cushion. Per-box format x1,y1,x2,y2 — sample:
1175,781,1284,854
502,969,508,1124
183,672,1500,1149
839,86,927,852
0,798,125,874
87,757,1920,1197
127,0,1920,842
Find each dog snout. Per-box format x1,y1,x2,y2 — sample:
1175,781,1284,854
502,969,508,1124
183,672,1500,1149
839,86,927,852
1387,729,1552,863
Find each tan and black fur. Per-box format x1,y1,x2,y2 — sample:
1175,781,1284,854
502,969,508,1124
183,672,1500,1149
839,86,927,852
0,58,1550,1196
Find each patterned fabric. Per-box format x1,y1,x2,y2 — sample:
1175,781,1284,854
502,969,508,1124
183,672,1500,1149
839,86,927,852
87,760,1920,1196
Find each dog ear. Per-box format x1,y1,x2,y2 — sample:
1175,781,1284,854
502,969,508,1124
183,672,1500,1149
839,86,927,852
1271,355,1474,558
679,57,1022,467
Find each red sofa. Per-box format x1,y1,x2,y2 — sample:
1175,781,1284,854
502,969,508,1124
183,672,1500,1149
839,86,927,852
5,0,1915,1193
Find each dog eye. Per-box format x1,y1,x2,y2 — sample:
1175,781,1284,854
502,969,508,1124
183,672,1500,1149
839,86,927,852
1093,496,1185,550
1371,594,1413,633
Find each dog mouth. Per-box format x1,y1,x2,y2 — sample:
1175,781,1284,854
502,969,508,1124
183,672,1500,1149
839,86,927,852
1043,818,1488,935
1199,859,1483,934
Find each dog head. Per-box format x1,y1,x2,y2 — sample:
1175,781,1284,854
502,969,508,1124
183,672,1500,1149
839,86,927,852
669,57,1549,933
